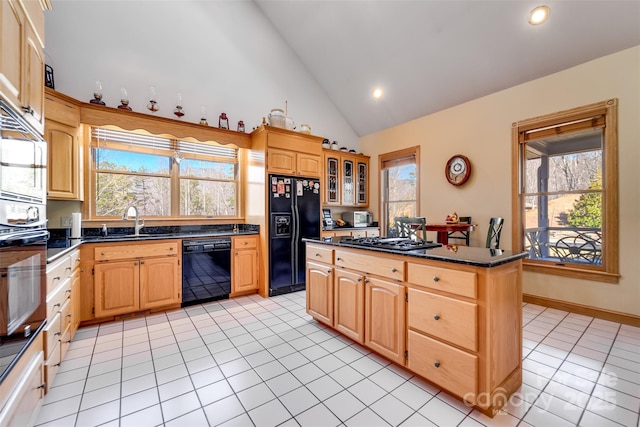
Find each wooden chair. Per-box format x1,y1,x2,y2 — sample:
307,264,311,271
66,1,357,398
486,217,504,249
395,217,427,241
447,216,472,245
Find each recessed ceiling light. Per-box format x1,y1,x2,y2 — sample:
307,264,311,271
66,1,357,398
528,5,550,25
372,88,383,99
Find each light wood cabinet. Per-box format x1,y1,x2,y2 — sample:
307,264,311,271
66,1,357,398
85,241,181,320
261,128,323,178
232,235,259,295
306,261,334,327
44,89,83,200
304,241,523,417
321,227,379,239
0,0,46,133
334,268,364,344
364,276,405,364
322,150,369,206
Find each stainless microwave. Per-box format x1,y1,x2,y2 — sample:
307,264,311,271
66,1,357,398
341,211,372,228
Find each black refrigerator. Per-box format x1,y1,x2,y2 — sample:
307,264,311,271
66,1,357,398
268,174,321,296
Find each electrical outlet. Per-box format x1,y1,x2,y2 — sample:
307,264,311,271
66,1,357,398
61,216,72,227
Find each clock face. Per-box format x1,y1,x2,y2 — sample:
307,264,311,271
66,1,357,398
445,155,471,186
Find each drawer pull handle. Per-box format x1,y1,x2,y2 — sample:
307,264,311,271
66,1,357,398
65,267,72,271
76,258,81,263
53,276,61,282
433,314,440,320
53,303,61,308
434,361,441,368
38,382,46,389
433,276,440,282
391,268,398,273
101,252,105,256
66,289,72,294
170,247,174,251
55,363,61,367
66,314,72,318
244,241,248,245
54,332,61,337
315,253,321,257
336,257,342,261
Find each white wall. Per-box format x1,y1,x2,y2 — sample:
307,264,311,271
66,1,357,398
361,46,640,316
43,1,359,149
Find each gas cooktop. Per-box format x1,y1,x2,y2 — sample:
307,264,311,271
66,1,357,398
340,237,441,251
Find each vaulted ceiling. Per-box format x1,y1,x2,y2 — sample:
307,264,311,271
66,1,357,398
254,1,640,136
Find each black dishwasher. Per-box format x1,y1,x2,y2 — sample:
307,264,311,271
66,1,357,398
182,238,231,306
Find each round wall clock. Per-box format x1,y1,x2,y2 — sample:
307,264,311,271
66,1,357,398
445,155,471,186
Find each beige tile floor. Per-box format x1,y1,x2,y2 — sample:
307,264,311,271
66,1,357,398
34,291,640,427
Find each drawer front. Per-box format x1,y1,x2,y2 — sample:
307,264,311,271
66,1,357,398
408,288,477,351
44,341,62,393
69,249,81,271
94,242,179,261
46,256,72,294
366,229,380,237
233,236,257,250
46,279,71,320
335,250,404,281
408,330,478,398
60,299,72,331
306,244,333,264
351,230,367,238
407,263,477,299
60,325,72,362
43,313,61,360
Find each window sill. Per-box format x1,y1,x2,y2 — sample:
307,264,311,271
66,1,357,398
524,261,620,284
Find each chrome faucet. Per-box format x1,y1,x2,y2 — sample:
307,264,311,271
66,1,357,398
122,205,144,235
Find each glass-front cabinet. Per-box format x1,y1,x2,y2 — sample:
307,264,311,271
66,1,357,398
342,158,355,205
356,160,368,206
322,150,369,207
325,154,340,205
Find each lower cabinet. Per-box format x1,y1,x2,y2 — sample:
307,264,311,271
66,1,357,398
232,236,259,294
305,242,523,417
94,255,180,318
364,277,405,365
86,241,182,320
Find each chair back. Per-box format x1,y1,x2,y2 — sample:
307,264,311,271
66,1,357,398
395,217,427,241
486,217,504,249
447,216,472,245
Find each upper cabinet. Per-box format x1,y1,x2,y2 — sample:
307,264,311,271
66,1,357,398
252,125,324,178
323,150,369,207
44,89,84,200
0,0,47,134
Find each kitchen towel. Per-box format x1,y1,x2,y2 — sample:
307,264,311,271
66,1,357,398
71,212,82,239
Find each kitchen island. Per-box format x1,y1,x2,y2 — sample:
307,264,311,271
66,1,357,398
304,237,527,417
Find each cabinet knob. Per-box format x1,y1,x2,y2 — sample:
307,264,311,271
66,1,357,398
315,253,321,257
101,252,105,256
170,247,174,251
434,361,441,368
433,276,440,282
336,257,342,261
54,303,61,308
327,269,332,274
433,314,440,320
391,268,398,273
54,332,61,337
65,267,72,271
140,261,145,265
244,241,248,245
364,279,370,284
53,276,61,282
38,382,46,389
66,289,72,294
22,105,34,115
76,258,81,263
357,276,362,282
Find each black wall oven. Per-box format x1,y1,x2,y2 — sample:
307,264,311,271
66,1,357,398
182,238,232,306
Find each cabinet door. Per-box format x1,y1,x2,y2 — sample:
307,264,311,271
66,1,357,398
267,148,296,175
233,249,259,293
334,269,364,344
23,21,44,133
356,159,369,206
306,261,333,326
364,276,406,365
0,349,44,427
342,157,355,205
324,154,340,204
46,119,81,200
70,270,81,339
139,257,180,310
0,0,24,112
296,152,321,177
94,260,139,317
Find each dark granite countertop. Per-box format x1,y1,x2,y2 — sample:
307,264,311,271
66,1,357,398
47,224,259,263
304,237,528,268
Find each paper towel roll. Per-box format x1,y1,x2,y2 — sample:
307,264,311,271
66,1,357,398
71,212,82,238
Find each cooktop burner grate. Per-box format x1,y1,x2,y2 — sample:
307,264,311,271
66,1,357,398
341,237,441,251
